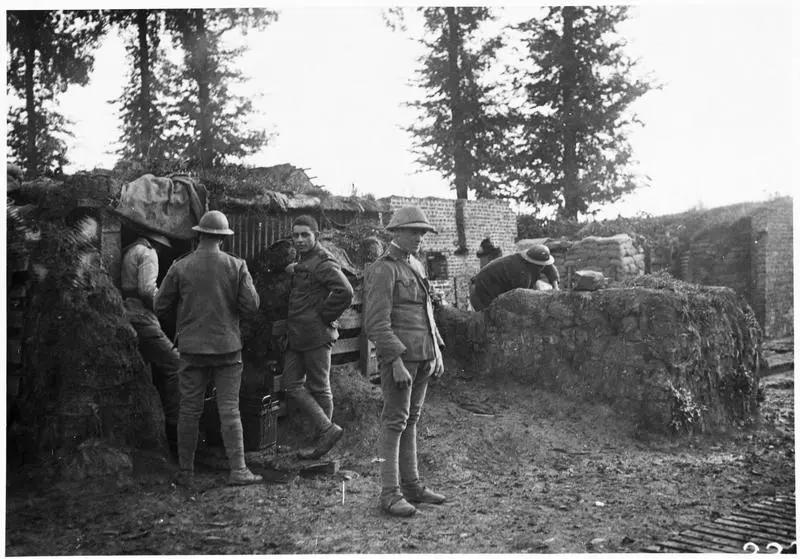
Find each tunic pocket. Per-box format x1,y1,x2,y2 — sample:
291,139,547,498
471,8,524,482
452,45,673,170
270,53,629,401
394,277,420,304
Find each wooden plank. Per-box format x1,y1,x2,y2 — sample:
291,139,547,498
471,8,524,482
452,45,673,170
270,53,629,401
716,516,795,537
331,336,360,355
754,501,797,516
252,217,259,259
730,510,797,530
666,533,734,553
746,502,796,518
655,539,713,553
228,216,237,256
703,521,792,544
337,308,362,329
680,528,747,552
724,516,796,537
773,496,795,504
259,220,266,258
715,516,793,535
331,351,360,365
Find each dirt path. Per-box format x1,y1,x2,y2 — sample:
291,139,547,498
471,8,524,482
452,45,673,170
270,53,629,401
5,367,794,554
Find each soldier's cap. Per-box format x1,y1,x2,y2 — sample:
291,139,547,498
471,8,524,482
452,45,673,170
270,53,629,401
520,244,553,266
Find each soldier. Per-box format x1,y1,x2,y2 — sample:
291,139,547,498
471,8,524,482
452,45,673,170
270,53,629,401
363,206,446,517
284,215,354,460
155,210,262,486
120,229,181,446
469,244,560,311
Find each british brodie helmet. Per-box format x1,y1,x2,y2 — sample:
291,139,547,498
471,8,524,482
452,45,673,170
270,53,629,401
192,210,234,236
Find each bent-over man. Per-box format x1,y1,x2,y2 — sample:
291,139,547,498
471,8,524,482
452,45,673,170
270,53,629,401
155,210,262,486
364,205,446,517
469,244,560,311
121,229,181,445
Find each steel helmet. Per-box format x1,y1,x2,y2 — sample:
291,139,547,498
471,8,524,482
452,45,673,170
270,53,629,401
385,206,437,233
142,230,172,248
520,244,554,266
192,210,234,236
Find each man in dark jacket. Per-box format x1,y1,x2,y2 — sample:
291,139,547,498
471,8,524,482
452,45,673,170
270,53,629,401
469,244,560,311
155,210,263,486
285,215,354,459
364,206,446,518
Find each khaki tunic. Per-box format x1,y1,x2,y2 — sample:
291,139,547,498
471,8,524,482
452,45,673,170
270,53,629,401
363,244,444,365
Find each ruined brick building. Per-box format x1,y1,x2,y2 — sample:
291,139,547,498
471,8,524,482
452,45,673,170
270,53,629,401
379,196,518,308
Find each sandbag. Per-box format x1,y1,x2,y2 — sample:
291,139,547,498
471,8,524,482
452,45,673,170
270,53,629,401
573,270,605,291
113,174,208,240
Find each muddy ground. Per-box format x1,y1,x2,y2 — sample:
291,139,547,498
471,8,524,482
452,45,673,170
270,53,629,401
5,361,795,554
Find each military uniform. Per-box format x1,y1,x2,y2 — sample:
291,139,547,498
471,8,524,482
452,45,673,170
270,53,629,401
155,212,261,483
364,240,444,511
470,252,560,311
120,237,181,437
284,241,353,447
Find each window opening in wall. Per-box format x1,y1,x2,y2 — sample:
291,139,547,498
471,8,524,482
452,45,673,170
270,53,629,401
425,251,448,280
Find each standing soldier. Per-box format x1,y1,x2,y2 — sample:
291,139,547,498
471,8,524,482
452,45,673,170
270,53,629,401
363,206,446,517
155,210,262,486
284,215,354,459
121,229,181,447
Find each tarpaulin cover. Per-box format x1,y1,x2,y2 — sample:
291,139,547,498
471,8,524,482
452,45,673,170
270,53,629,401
113,174,208,240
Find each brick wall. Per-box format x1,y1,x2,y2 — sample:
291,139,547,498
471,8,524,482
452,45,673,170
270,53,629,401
751,198,793,338
684,197,793,339
687,218,752,299
382,196,517,308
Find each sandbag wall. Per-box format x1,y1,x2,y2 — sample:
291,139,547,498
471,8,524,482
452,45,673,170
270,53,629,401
562,234,646,283
437,281,761,434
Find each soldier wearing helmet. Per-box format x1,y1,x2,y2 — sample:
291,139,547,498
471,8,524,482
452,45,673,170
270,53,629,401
469,244,560,311
363,206,446,517
155,210,263,486
120,227,181,448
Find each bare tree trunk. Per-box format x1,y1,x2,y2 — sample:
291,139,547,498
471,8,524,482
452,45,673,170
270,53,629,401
193,10,213,170
445,7,469,201
135,10,153,163
445,7,468,253
23,14,38,178
560,6,580,220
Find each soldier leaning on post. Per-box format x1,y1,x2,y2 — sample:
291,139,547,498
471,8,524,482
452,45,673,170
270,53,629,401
469,244,560,312
363,205,446,517
282,215,354,460
155,210,263,486
120,229,181,447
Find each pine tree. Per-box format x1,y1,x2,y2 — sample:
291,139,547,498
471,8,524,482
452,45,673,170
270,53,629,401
6,10,106,177
108,10,174,172
402,7,507,252
511,6,654,219
407,7,507,201
163,8,278,170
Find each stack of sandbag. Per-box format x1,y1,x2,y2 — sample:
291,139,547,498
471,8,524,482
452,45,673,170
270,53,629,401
563,234,645,281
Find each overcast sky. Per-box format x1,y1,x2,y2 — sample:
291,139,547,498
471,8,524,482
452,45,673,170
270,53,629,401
13,1,800,219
